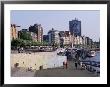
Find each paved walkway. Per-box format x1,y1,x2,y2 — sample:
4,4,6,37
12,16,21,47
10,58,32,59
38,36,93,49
11,60,99,77
34,61,99,77
11,67,36,77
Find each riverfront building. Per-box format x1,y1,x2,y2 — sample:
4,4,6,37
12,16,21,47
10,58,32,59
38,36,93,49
48,28,60,45
11,24,18,40
29,24,43,42
30,32,37,41
59,31,74,46
69,18,81,36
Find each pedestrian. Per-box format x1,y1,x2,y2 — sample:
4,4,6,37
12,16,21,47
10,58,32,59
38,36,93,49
80,61,83,70
65,49,69,60
63,61,68,69
21,47,24,53
17,47,20,53
65,61,68,69
75,53,79,61
75,61,78,69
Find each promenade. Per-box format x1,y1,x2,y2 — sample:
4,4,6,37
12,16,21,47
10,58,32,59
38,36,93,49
11,49,99,77
34,60,99,77
11,60,99,77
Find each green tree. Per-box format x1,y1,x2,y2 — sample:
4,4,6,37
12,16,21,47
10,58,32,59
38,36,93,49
19,32,32,40
42,41,49,46
11,39,29,47
11,39,21,47
31,41,37,46
36,41,42,46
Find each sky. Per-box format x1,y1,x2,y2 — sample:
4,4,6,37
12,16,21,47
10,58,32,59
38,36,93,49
11,10,100,42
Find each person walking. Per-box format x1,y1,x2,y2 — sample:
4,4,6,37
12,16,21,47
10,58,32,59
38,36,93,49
75,52,79,61
17,47,20,53
75,61,78,69
65,50,69,59
63,61,68,69
80,61,83,70
65,61,68,69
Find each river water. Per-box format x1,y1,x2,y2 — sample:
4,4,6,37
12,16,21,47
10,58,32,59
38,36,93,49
85,51,100,62
83,51,100,72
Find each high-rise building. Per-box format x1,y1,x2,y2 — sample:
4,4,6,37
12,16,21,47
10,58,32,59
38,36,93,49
29,24,43,42
48,28,60,45
11,24,18,40
69,18,81,36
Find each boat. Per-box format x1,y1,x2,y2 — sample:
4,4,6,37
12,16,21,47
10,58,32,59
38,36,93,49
87,50,96,57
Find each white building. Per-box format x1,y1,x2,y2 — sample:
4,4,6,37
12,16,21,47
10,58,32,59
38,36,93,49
74,36,83,45
79,36,83,45
82,36,86,45
59,31,74,46
48,28,60,45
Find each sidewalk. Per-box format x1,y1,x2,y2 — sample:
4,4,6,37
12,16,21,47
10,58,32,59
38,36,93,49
34,61,99,77
11,67,36,77
11,60,99,77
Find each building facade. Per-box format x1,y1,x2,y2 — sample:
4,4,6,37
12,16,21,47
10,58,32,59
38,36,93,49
11,24,18,40
74,36,83,46
48,28,60,45
69,18,81,36
84,37,93,48
79,36,83,45
29,24,43,42
82,36,86,46
30,32,37,41
59,31,73,45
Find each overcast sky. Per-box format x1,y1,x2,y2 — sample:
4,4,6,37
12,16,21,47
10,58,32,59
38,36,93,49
11,10,100,42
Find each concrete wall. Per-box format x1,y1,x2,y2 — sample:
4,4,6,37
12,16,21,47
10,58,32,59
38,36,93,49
11,52,67,70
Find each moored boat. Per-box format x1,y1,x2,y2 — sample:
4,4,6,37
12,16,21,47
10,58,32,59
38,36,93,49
87,50,96,57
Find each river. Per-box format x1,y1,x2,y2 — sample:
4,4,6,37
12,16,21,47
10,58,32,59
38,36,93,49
85,51,100,62
83,51,100,72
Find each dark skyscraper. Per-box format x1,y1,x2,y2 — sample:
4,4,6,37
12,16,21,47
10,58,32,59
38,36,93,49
69,18,81,36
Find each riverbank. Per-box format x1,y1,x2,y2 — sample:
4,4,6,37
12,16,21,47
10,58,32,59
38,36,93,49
11,52,67,70
11,50,100,77
11,60,99,77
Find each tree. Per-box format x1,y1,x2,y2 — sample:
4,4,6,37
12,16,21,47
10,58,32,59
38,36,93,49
42,41,49,46
31,41,37,46
11,39,22,47
35,41,41,46
11,39,29,48
19,32,32,40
